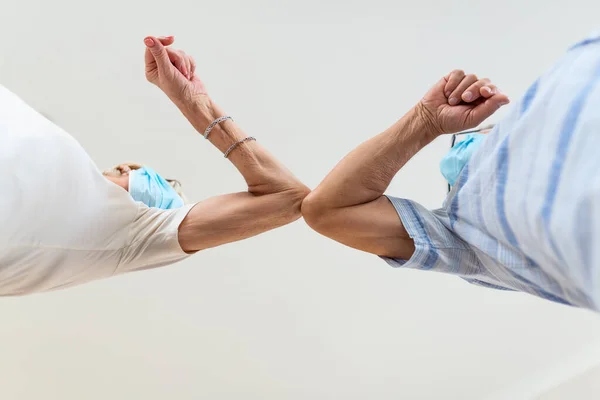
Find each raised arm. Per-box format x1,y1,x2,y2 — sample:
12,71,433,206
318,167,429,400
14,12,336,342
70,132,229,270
144,36,309,252
302,70,509,259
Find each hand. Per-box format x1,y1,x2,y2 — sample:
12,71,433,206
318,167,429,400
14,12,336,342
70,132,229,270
144,36,208,107
418,70,510,137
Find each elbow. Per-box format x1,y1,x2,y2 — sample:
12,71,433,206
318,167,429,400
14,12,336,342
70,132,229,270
301,190,334,234
282,184,311,223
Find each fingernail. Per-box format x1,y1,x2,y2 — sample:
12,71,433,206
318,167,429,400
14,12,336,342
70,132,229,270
449,97,459,106
463,92,473,101
445,91,451,97
144,37,155,47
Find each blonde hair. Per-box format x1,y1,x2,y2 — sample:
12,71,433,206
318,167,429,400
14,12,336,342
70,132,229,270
102,163,189,204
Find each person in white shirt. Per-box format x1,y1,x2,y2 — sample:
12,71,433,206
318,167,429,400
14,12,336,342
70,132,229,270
0,35,309,295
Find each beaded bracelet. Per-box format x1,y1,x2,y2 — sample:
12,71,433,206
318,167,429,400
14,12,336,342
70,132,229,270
224,137,256,158
203,116,233,139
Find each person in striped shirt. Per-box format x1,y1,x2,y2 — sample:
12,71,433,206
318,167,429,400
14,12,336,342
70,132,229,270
303,32,600,310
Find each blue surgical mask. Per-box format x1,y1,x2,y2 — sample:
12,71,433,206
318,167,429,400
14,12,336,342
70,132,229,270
128,166,184,210
440,133,487,186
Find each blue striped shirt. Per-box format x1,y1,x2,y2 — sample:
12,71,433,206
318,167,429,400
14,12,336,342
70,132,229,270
383,32,600,310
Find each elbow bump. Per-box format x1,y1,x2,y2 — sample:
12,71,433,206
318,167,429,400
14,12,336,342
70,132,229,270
282,185,310,222
301,191,331,232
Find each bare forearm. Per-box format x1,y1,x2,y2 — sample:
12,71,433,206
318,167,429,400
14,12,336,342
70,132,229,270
301,104,433,258
180,98,305,195
175,97,309,253
145,37,309,253
302,69,507,258
310,104,434,208
179,190,303,252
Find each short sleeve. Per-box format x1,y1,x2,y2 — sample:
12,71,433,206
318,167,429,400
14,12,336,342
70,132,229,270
381,196,482,277
115,203,196,275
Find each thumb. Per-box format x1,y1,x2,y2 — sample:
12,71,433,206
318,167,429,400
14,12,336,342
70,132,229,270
144,36,172,71
468,93,510,126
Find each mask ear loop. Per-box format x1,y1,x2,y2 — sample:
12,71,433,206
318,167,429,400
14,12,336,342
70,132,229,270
446,124,495,194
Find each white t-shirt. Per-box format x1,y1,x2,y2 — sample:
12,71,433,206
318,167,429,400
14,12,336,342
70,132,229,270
0,85,194,295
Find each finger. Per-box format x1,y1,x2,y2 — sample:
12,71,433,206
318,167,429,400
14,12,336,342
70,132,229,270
166,49,187,77
177,51,191,79
461,78,491,103
448,74,478,105
182,53,192,80
179,50,191,79
144,36,172,71
189,56,197,78
444,70,465,98
468,93,510,126
144,36,174,73
480,84,498,99
144,47,155,73
157,36,175,46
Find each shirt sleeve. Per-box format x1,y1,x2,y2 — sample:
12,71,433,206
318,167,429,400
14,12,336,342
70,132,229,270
380,195,486,279
115,203,197,275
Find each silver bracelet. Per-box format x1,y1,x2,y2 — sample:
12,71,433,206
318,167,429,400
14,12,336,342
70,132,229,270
204,116,233,139
224,137,256,158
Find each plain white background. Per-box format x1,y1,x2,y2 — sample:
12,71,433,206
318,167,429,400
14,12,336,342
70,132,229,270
2,0,600,398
